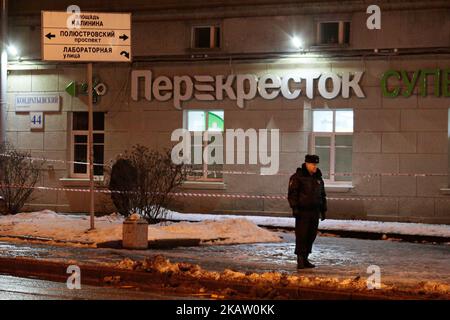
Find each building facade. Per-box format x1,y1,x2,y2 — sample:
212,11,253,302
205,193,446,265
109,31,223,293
4,0,450,223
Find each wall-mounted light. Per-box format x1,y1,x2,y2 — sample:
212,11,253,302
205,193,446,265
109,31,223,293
291,36,303,50
7,44,20,58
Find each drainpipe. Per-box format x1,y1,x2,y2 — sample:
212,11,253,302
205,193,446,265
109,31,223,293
0,0,7,144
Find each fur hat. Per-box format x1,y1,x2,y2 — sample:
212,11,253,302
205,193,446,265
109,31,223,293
305,154,320,164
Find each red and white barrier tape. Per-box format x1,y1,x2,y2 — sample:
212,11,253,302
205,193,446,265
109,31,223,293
1,153,446,178
0,153,110,168
192,170,448,177
1,184,449,202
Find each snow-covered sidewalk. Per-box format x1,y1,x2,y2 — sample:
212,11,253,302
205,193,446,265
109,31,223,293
0,209,449,248
0,210,281,247
166,212,450,239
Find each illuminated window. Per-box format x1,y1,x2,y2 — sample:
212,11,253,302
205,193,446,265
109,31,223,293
312,109,353,182
185,110,224,181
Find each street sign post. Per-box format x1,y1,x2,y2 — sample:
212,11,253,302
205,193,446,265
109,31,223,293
42,11,132,230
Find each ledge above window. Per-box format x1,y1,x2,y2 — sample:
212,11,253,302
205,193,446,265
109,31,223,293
59,177,105,187
310,43,350,50
181,180,226,190
325,183,354,193
440,188,450,195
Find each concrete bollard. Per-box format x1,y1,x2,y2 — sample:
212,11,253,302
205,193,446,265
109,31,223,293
122,213,148,249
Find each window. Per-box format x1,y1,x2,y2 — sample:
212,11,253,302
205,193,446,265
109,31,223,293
185,110,224,181
312,110,353,182
192,25,221,49
71,112,105,178
317,21,350,45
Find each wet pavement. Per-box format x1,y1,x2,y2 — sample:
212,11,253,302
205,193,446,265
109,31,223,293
0,275,196,300
0,231,449,289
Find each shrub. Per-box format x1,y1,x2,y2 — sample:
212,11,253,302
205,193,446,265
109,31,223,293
108,145,189,224
0,142,44,214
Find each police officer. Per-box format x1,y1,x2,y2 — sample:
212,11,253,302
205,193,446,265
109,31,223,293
288,154,327,269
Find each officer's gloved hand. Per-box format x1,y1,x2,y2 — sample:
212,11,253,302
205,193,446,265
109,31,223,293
320,211,326,221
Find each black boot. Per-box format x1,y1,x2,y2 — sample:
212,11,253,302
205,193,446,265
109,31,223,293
296,255,306,269
304,254,315,268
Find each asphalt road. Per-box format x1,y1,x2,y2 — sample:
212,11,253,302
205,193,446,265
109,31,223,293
0,274,195,300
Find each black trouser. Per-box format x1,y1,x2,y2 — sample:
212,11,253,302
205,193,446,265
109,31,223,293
294,212,319,256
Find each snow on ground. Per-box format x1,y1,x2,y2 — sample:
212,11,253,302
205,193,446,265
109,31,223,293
112,255,450,298
152,218,281,245
0,210,281,246
166,211,450,238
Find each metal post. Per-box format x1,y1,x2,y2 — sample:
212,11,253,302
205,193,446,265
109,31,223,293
0,0,8,144
87,63,95,230
448,108,450,187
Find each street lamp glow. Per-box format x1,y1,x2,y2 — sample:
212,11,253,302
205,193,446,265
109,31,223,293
7,45,19,57
291,36,303,50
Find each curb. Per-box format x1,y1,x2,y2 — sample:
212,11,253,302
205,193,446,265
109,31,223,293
317,229,450,244
0,256,445,300
165,218,450,244
248,225,449,244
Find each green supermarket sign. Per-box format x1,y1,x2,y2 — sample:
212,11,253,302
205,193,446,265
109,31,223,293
381,68,450,98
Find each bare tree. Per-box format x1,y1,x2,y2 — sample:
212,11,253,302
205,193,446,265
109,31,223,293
107,145,189,224
0,142,44,215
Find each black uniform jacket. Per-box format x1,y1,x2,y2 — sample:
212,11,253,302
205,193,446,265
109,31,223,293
288,163,327,218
